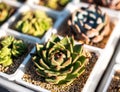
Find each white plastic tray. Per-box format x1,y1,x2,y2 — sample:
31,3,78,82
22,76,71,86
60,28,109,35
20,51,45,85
116,42,120,64
0,1,119,92
50,2,120,92
0,29,35,81
1,4,63,44
15,39,101,92
102,64,120,92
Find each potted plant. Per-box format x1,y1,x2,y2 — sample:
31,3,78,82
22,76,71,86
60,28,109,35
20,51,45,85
80,0,120,10
32,0,72,11
15,34,99,92
0,30,34,80
0,2,16,26
103,64,120,92
58,4,117,48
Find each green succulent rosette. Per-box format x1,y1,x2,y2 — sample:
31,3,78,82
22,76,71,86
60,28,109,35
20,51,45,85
31,35,89,85
0,36,27,67
15,10,53,37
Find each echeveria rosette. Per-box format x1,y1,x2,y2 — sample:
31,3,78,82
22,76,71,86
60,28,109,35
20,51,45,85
68,5,110,44
0,2,13,25
15,10,53,37
31,35,90,85
82,0,120,10
0,36,27,67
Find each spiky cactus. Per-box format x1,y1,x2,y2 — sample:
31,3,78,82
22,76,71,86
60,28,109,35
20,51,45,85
0,36,27,66
68,5,110,44
0,2,14,25
15,10,53,37
31,35,90,85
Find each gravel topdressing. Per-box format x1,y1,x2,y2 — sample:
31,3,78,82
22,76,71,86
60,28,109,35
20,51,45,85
22,52,98,92
107,70,120,92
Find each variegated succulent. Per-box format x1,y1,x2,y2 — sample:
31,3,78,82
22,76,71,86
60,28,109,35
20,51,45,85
39,0,70,10
15,10,53,37
31,35,90,85
0,36,27,66
0,2,14,25
68,5,110,44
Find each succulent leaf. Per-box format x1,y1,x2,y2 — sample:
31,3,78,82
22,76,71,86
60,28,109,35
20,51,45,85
31,34,90,85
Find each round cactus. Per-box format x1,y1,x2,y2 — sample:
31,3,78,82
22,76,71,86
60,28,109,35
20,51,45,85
31,35,90,85
68,5,110,44
15,10,53,37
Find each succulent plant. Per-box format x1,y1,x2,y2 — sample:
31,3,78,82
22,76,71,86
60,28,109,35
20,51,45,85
39,0,70,10
82,0,120,10
68,5,110,44
15,10,53,37
0,47,12,67
12,39,27,57
31,34,90,85
0,36,27,67
0,2,14,25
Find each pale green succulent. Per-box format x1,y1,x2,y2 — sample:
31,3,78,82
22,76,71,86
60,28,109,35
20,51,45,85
0,36,27,67
0,47,12,67
45,0,70,10
31,35,89,85
15,10,53,37
0,2,14,25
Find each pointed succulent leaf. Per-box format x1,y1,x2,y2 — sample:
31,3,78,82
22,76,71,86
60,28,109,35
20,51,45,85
73,44,83,54
39,58,50,70
12,40,27,57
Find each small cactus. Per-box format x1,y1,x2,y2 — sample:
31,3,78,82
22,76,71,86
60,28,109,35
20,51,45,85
15,10,53,37
0,36,27,67
31,34,90,85
68,5,110,44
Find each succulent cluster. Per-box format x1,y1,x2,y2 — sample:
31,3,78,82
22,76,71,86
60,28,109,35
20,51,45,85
0,2,14,25
82,0,120,10
31,34,90,85
0,36,27,67
68,5,110,44
15,10,53,37
39,0,70,10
